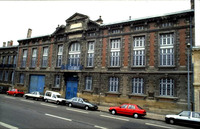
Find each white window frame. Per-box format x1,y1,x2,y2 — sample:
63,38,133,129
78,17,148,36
31,48,37,67
87,41,94,67
54,75,60,88
21,49,27,67
19,74,24,84
109,77,119,92
57,45,63,67
133,36,145,66
42,47,48,67
110,39,120,67
69,43,80,66
132,78,144,94
85,76,92,90
160,78,174,96
160,33,174,66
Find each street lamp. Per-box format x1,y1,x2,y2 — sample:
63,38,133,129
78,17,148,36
187,42,191,111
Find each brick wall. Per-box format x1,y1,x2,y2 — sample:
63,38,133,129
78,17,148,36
179,29,186,66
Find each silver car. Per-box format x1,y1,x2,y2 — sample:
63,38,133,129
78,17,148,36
66,97,98,110
24,91,44,101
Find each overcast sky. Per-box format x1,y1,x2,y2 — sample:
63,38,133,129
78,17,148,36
0,0,196,46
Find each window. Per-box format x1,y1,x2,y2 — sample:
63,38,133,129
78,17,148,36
87,41,94,67
0,71,3,81
31,48,37,67
42,47,48,67
57,45,63,67
21,49,27,67
13,55,16,65
109,77,119,92
54,75,60,88
192,112,200,118
121,104,127,108
85,76,92,90
2,56,6,64
11,72,14,82
160,78,174,96
161,22,172,27
19,74,24,84
160,33,174,66
110,39,120,67
69,43,80,66
132,78,144,94
128,105,135,109
133,36,145,66
87,32,95,37
5,71,8,81
135,26,144,31
112,29,120,34
8,56,11,64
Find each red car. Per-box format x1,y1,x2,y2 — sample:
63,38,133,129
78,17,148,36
109,103,146,118
7,89,24,97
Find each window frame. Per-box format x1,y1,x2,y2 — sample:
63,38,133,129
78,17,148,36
87,41,95,67
21,49,27,68
160,78,174,97
85,76,92,90
132,78,144,94
110,38,121,67
42,47,48,67
109,77,119,92
68,43,81,66
31,48,37,67
54,75,60,88
56,45,63,67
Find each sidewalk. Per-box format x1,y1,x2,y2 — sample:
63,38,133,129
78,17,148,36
98,105,165,121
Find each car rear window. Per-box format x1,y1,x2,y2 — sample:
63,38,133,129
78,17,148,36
137,105,143,109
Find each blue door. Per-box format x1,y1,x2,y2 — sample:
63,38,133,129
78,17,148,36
66,77,78,99
29,75,45,93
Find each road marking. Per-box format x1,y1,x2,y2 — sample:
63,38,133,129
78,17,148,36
40,103,58,108
100,115,129,121
145,123,174,129
45,113,72,121
0,121,18,129
66,108,89,114
20,99,34,103
94,125,108,129
4,96,16,99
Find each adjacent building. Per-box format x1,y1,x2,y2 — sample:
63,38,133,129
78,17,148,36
15,10,194,113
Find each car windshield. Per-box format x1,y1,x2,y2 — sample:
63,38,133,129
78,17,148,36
83,99,89,102
137,105,143,109
56,95,61,98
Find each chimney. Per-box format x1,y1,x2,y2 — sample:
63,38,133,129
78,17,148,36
96,16,103,24
10,40,13,46
7,41,10,47
129,16,131,20
191,0,194,9
27,28,32,38
3,42,6,47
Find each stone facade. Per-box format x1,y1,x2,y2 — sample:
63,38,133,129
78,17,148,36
14,10,194,114
192,47,200,112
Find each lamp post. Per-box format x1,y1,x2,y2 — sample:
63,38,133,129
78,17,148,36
187,42,191,111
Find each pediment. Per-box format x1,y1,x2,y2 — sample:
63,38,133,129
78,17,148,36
66,13,89,22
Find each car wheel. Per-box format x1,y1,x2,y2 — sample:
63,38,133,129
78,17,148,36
85,106,89,110
68,103,72,107
45,99,48,102
7,93,9,95
14,94,16,97
56,101,60,105
111,110,116,115
35,98,38,101
25,96,28,99
169,119,175,124
133,113,139,119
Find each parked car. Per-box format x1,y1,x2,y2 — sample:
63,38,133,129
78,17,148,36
7,89,24,97
109,103,146,118
24,91,44,101
44,91,66,105
165,111,200,126
66,97,98,110
0,86,8,94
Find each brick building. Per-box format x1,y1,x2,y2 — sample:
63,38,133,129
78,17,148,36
0,41,17,92
16,10,194,113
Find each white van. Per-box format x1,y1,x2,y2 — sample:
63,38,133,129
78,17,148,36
44,91,66,105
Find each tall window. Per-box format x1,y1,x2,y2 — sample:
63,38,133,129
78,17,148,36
42,47,48,67
133,36,145,66
54,75,60,88
8,56,11,64
57,45,63,67
31,48,37,67
13,55,16,65
87,41,94,67
11,72,14,82
68,43,80,66
110,39,120,67
160,33,174,66
19,74,24,84
85,76,92,90
2,56,6,64
21,49,27,67
109,77,119,92
4,71,8,81
160,78,174,96
132,78,144,94
0,71,3,81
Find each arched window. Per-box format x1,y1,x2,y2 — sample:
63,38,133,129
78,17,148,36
68,43,80,66
160,78,174,96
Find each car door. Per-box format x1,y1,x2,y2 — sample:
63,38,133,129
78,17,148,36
77,98,85,108
71,98,78,107
190,112,200,125
126,104,136,116
176,111,191,123
118,104,128,115
51,94,57,102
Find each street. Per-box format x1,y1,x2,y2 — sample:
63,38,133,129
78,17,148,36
0,94,194,129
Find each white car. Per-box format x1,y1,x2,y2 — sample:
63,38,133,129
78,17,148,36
165,111,200,126
24,91,44,101
44,91,66,105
